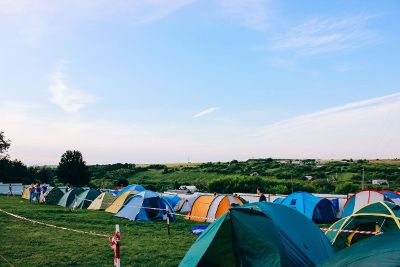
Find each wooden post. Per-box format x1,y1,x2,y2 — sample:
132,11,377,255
166,211,170,235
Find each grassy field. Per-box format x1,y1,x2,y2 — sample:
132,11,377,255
0,196,200,267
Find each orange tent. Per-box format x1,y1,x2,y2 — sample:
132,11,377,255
186,195,243,222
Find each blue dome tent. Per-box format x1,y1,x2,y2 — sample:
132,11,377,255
115,190,175,222
115,184,145,197
276,192,336,223
162,195,181,210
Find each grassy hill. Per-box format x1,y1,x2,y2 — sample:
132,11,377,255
0,196,200,266
89,159,400,194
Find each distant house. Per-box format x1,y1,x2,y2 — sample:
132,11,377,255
179,185,197,193
372,179,389,185
305,176,313,181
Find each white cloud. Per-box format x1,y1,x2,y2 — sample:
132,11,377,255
272,14,379,56
219,0,273,30
250,92,400,159
0,0,194,43
49,63,96,113
193,107,219,118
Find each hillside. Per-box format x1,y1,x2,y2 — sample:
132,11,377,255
89,159,400,194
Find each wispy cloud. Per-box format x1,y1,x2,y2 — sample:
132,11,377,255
219,0,273,30
255,92,400,137
193,107,219,118
49,63,96,113
0,0,194,43
272,14,379,56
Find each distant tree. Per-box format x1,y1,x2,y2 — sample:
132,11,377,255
173,180,179,189
0,131,11,159
57,150,90,187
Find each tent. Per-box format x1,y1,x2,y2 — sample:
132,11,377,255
115,184,145,197
325,201,400,250
275,192,336,223
42,187,64,205
177,193,201,213
273,197,285,204
342,190,393,217
319,231,400,267
115,190,175,222
88,192,115,210
105,190,138,213
186,195,243,222
21,187,30,200
57,188,85,208
162,195,181,211
380,190,400,205
180,202,334,267
75,189,101,209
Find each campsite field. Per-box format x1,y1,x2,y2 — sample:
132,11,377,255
0,196,200,267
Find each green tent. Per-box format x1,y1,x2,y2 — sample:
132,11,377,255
75,189,101,209
180,202,334,267
88,192,115,210
319,231,400,267
325,201,400,250
43,187,64,205
57,188,85,208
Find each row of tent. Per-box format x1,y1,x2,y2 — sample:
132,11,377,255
21,184,245,223
180,200,400,266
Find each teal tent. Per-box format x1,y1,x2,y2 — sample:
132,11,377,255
180,202,334,267
319,232,400,267
75,189,101,209
57,188,84,208
43,187,64,205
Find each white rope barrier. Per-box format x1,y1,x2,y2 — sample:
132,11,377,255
320,227,383,235
0,254,14,267
0,209,110,238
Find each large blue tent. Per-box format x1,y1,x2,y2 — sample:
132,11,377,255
115,184,145,197
115,190,175,222
162,195,181,210
275,192,336,223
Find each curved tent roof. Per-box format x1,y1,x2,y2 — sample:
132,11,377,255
342,190,393,217
276,192,336,223
75,189,100,209
43,187,64,205
186,195,243,222
180,202,334,267
57,188,85,208
115,190,175,222
319,231,400,267
177,193,201,213
162,195,181,210
326,201,400,250
21,187,30,200
105,190,138,213
88,192,115,210
115,184,145,197
380,190,400,205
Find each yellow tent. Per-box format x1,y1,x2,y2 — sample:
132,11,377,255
186,195,243,222
105,190,137,213
22,187,30,200
88,192,115,210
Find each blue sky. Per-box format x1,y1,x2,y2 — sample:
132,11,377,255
1,0,400,164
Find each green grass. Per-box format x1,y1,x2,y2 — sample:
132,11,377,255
0,196,200,267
